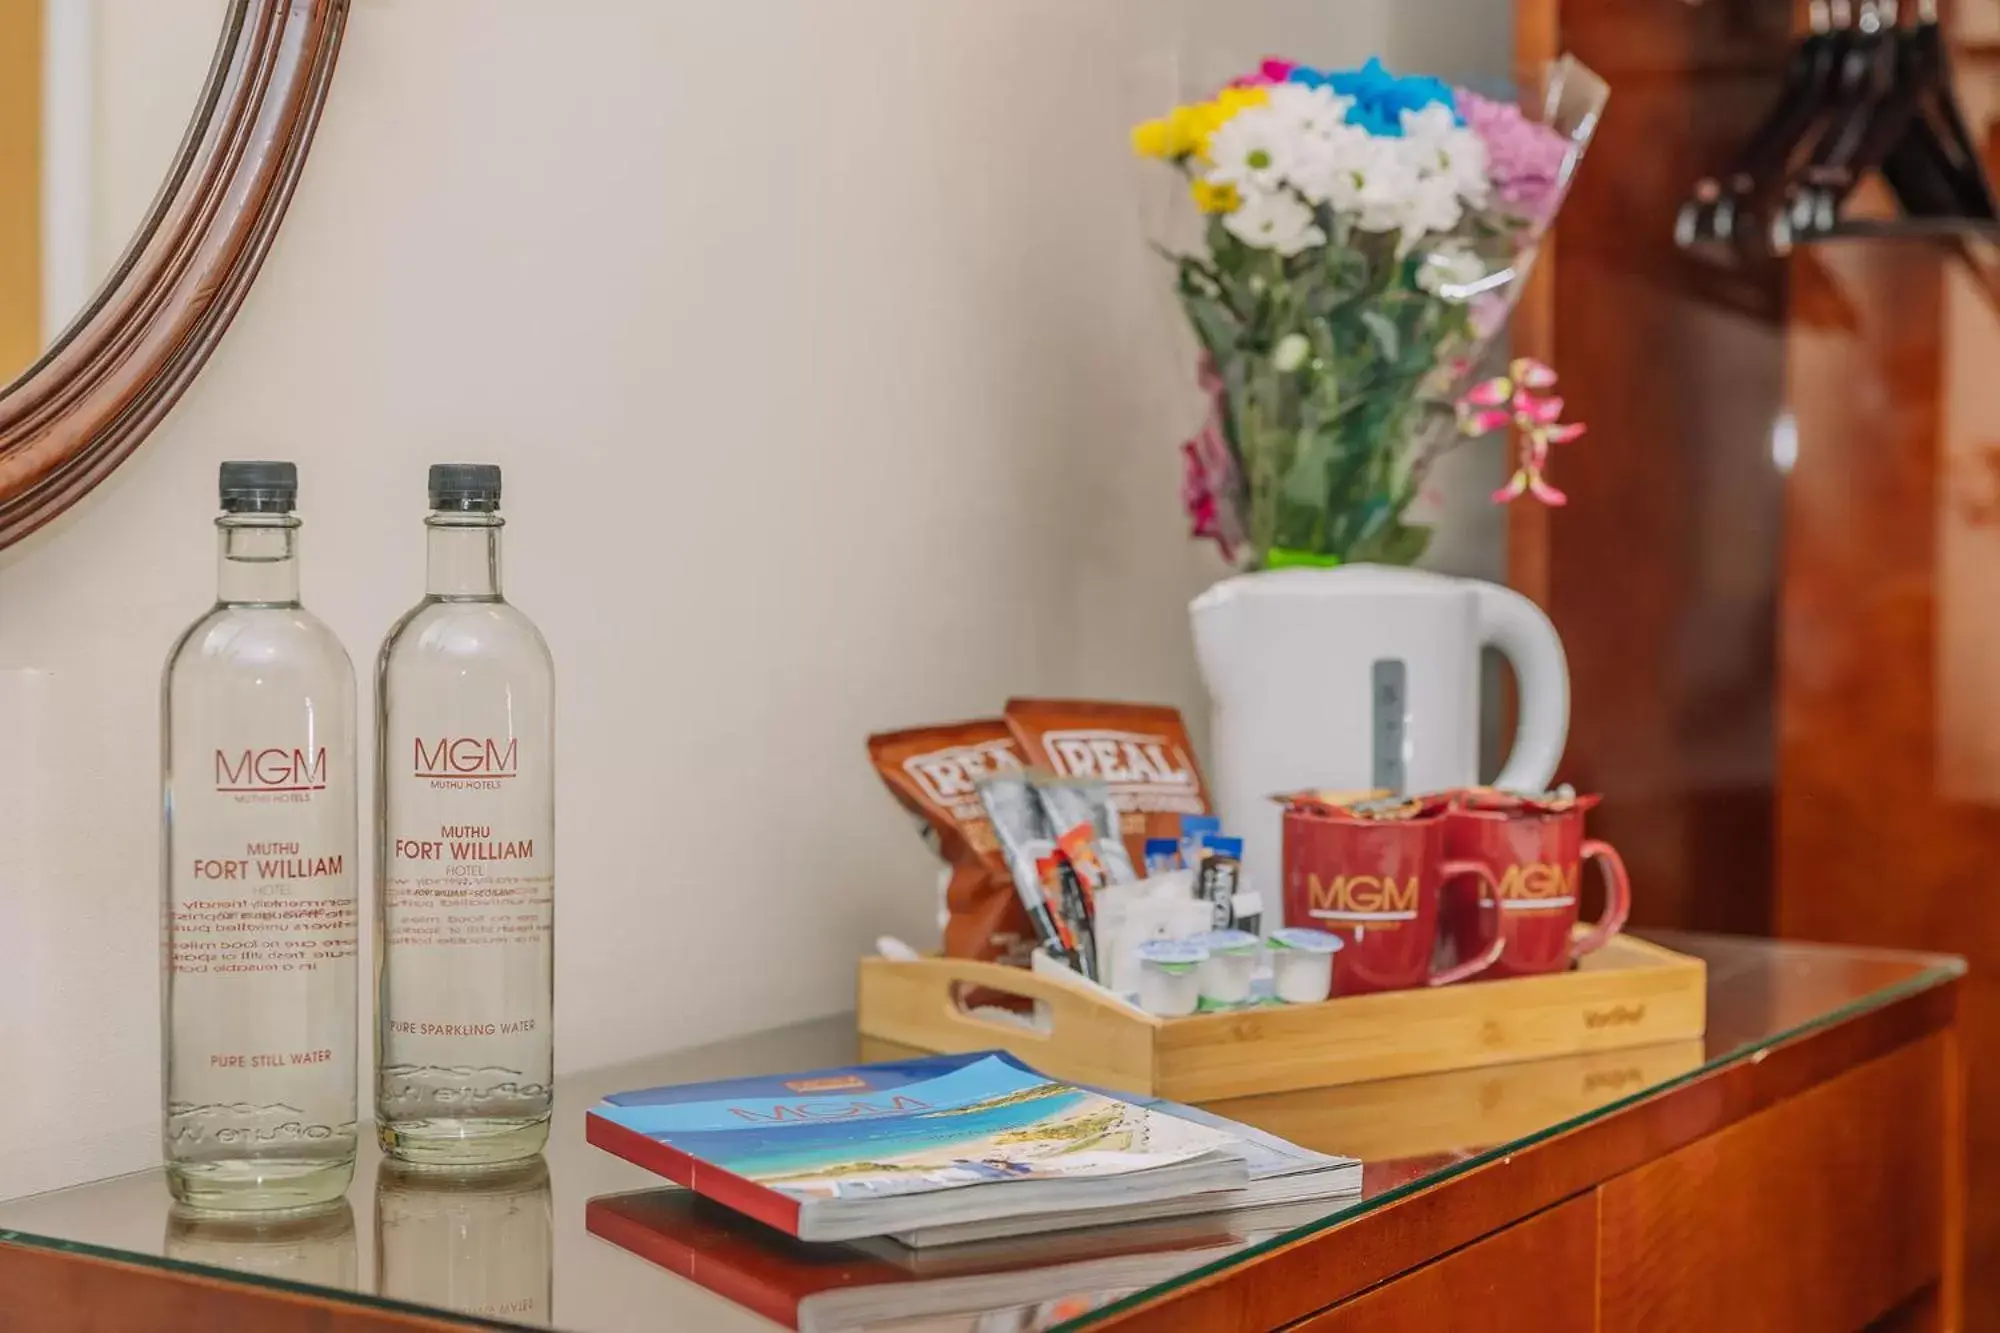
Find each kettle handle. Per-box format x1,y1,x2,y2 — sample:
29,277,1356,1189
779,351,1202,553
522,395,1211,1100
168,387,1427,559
1476,583,1570,792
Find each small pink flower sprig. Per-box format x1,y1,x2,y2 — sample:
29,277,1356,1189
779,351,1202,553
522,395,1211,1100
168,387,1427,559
1457,358,1587,506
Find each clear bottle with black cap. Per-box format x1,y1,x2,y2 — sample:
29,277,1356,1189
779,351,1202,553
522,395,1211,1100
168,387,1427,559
161,460,359,1211
376,464,555,1165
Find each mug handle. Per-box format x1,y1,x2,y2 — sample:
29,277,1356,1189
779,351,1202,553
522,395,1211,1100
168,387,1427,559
1570,838,1631,959
1429,859,1505,986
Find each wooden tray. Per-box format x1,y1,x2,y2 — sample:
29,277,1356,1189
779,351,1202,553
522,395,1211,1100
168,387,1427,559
856,933,1707,1101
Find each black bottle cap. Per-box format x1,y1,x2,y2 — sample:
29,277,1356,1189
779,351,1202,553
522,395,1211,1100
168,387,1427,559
218,460,298,514
429,463,502,513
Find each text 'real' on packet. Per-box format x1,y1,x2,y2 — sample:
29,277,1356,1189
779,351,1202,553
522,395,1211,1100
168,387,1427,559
1003,699,1211,872
866,720,1033,966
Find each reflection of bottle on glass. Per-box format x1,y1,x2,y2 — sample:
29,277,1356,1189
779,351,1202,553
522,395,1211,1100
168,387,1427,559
165,1198,358,1289
376,1157,552,1324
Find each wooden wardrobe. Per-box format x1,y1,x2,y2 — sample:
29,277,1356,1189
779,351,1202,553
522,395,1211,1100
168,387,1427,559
1517,0,2000,1317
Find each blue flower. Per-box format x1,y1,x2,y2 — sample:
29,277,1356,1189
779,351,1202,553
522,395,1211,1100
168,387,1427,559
1287,57,1461,138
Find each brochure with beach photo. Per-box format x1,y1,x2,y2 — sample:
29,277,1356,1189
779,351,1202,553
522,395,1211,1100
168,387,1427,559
584,1051,1249,1244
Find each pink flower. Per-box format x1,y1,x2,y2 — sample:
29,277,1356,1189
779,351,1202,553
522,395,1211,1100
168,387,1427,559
1511,357,1558,390
1456,360,1586,508
1493,469,1568,506
1229,57,1299,88
1521,394,1564,425
1182,356,1246,560
1456,90,1572,222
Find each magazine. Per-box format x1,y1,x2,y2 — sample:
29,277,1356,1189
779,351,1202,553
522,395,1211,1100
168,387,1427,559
585,1051,1249,1243
886,1095,1360,1247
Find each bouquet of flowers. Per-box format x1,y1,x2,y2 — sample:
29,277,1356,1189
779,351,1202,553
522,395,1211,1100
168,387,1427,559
1134,56,1606,568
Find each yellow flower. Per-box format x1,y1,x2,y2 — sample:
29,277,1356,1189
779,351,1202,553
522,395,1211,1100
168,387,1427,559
1168,106,1210,153
1130,117,1177,159
1217,86,1270,116
1131,110,1203,160
1188,86,1269,160
1131,87,1269,162
1190,178,1242,214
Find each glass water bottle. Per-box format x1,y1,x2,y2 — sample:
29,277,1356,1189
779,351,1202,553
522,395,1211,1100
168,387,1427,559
162,461,359,1211
376,464,555,1165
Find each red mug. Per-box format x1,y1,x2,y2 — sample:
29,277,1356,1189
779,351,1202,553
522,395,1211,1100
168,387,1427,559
1282,807,1504,995
1440,795,1630,979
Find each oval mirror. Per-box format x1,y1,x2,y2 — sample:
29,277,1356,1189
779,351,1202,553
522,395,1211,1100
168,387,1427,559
0,0,348,547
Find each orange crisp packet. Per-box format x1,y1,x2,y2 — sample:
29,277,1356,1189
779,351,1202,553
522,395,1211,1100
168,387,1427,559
867,719,1033,965
1004,699,1210,872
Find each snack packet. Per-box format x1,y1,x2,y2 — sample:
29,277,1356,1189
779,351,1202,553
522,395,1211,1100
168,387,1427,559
1033,774,1138,884
1033,854,1079,968
1449,785,1599,816
1178,813,1220,869
1039,845,1099,983
976,771,1065,960
1004,699,1211,871
1195,833,1258,932
1269,789,1391,817
1056,822,1109,889
1274,789,1444,822
867,720,1032,965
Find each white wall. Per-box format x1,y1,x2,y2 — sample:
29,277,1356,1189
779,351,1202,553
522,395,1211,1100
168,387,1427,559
0,0,1509,1197
38,0,223,347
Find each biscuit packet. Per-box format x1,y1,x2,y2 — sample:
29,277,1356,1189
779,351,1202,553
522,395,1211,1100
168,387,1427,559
1271,788,1390,817
1448,785,1600,816
1275,790,1452,822
867,720,1033,966
1004,699,1213,871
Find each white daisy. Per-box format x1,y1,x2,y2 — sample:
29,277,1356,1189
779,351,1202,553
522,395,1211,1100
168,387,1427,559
1223,188,1326,256
1349,140,1423,236
1401,172,1468,243
1263,83,1354,139
1205,106,1302,195
1289,122,1375,209
1400,108,1492,208
1399,103,1461,144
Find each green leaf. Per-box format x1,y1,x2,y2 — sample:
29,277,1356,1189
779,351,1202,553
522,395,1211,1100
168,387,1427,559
1180,294,1238,365
1279,434,1329,512
1353,521,1434,567
1359,310,1400,365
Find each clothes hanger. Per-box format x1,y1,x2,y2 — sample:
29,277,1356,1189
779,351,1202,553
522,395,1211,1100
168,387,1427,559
1896,0,1998,220
1776,0,2000,247
1675,0,1847,251
1777,0,1902,232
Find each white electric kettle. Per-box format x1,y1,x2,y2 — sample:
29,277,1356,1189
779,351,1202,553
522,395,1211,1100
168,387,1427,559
1190,565,1569,928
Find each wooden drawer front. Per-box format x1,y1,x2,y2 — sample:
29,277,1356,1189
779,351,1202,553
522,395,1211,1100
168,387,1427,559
0,1243,464,1333
1600,1035,1947,1333
1287,1194,1598,1332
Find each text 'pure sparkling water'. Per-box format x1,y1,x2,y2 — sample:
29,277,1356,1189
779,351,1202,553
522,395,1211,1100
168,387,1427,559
161,461,360,1212
376,464,555,1166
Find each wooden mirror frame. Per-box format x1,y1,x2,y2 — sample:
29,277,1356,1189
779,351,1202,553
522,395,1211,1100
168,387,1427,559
0,0,349,548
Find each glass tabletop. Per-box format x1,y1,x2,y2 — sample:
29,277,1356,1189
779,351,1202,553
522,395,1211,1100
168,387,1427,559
0,932,1963,1333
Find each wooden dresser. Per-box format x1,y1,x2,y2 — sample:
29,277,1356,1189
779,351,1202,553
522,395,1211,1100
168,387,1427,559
0,933,1964,1332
